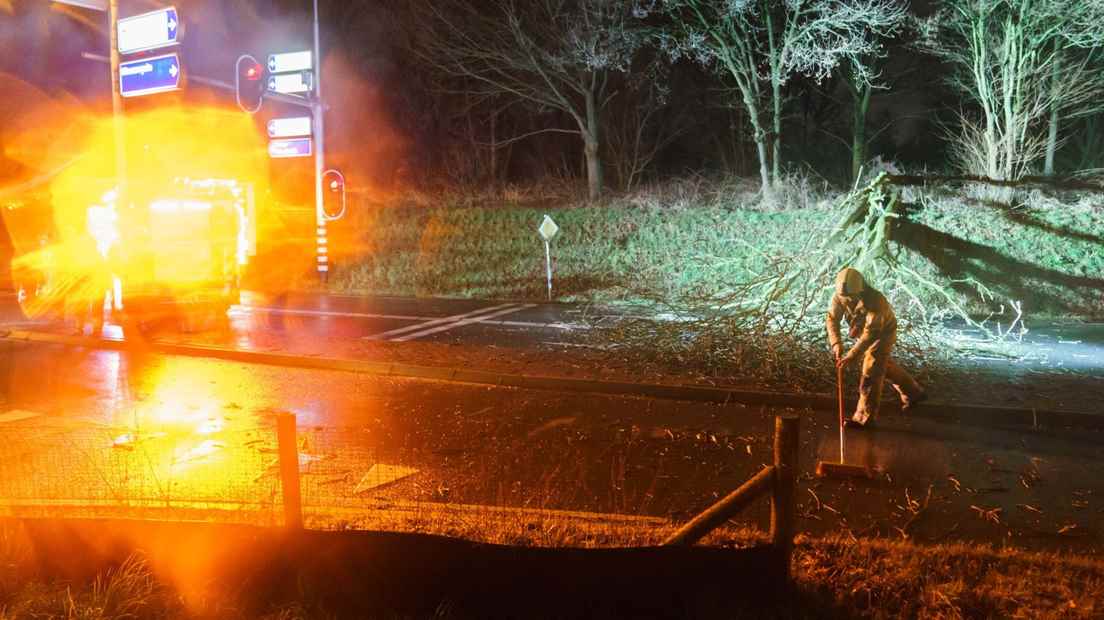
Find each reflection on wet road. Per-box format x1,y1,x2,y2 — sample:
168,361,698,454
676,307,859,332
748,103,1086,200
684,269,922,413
0,342,1100,553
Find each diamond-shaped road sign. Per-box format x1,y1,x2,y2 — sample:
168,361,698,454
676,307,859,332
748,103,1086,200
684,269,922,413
539,214,559,241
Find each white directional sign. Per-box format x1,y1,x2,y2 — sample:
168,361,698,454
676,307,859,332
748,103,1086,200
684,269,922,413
117,6,180,55
267,117,312,138
53,0,107,10
268,51,312,74
267,72,312,94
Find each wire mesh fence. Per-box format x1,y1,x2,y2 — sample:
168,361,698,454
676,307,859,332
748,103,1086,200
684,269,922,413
0,410,778,547
0,414,282,524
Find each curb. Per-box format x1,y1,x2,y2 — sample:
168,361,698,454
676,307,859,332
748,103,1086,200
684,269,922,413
4,329,1101,431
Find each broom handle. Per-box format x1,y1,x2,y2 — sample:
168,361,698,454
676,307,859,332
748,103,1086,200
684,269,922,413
838,365,845,464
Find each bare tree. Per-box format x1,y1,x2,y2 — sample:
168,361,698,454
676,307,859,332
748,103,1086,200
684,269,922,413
413,0,647,200
920,0,1104,184
604,70,687,191
765,0,908,184
645,0,906,201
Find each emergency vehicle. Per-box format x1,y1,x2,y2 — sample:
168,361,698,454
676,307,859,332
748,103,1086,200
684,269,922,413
5,176,256,334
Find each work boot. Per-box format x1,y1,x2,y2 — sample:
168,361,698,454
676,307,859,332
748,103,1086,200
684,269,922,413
901,390,928,412
846,410,871,428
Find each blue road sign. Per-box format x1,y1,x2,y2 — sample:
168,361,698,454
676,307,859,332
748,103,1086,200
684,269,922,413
119,53,181,97
117,6,180,55
268,138,312,158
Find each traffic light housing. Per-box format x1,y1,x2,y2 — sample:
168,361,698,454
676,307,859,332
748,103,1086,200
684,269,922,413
235,54,264,113
321,169,346,220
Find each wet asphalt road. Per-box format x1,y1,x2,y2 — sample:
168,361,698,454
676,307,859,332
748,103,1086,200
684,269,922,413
0,339,1101,554
4,290,1102,375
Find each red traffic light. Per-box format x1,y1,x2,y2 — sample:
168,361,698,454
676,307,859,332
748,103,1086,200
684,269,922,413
244,62,263,81
321,169,346,220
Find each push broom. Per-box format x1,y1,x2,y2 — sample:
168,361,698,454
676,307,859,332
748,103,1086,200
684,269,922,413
816,365,872,479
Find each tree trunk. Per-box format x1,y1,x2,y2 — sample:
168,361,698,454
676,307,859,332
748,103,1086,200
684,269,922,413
852,82,872,185
771,76,782,187
584,89,603,201
755,137,772,199
1044,49,1061,176
745,101,772,202
766,6,781,188
489,109,498,183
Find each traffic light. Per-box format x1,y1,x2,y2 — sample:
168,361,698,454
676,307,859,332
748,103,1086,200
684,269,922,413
235,54,264,113
321,169,346,220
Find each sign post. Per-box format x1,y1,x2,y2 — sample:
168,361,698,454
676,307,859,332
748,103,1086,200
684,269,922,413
538,215,559,301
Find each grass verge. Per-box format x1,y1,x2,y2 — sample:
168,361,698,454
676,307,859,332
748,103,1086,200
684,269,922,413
325,176,1104,394
0,510,1098,619
329,177,1104,318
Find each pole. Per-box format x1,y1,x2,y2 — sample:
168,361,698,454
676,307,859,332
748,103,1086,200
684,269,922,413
662,466,775,546
838,366,845,464
107,0,125,199
544,239,552,301
312,0,327,283
276,413,303,528
769,415,799,580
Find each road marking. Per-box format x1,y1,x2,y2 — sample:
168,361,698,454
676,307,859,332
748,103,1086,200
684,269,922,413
362,303,520,341
392,304,537,342
231,306,426,322
233,305,585,331
353,464,419,494
0,410,42,424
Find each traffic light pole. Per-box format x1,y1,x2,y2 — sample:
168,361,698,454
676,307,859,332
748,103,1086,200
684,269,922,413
108,0,126,200
312,0,328,282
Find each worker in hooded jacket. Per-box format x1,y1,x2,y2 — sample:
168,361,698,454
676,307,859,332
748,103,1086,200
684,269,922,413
827,267,927,426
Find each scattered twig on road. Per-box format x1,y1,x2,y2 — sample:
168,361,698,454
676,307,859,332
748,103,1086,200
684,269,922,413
807,488,822,511
970,505,1002,525
1016,504,1043,515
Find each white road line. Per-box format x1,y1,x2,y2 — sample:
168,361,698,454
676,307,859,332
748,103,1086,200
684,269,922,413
233,305,586,331
475,319,583,330
393,304,537,342
0,410,42,424
231,306,426,321
363,302,520,341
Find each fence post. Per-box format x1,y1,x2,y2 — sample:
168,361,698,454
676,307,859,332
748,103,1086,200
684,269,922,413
276,413,303,529
769,414,799,579
662,466,775,546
